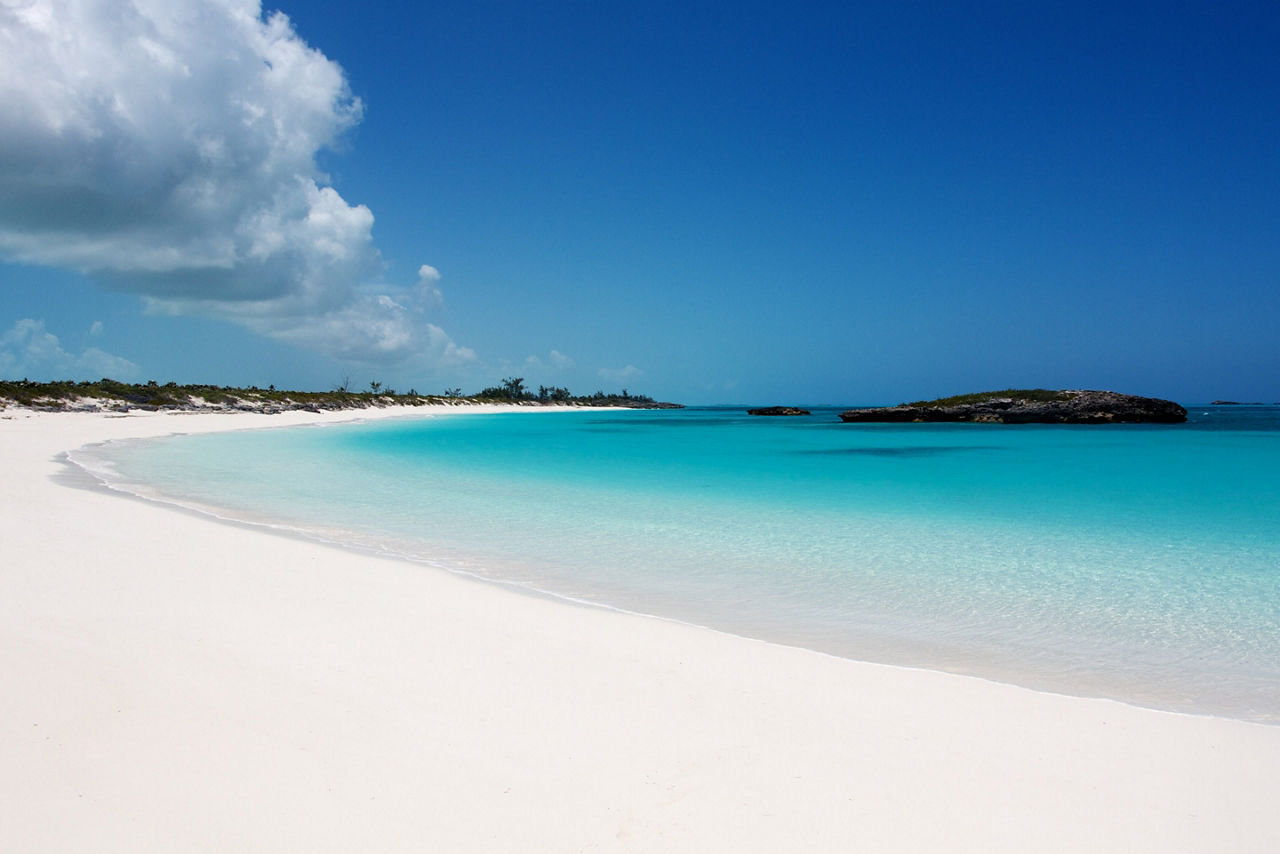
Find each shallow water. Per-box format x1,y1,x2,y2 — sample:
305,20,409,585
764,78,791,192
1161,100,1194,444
75,405,1280,721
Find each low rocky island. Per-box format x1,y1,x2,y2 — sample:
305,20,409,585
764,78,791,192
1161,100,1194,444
748,406,811,416
839,389,1187,424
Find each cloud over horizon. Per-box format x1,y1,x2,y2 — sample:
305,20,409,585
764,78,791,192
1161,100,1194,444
598,364,642,384
522,349,575,374
0,0,468,365
0,318,140,380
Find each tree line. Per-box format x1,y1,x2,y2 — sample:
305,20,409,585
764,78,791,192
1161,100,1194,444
0,377,677,410
471,377,660,405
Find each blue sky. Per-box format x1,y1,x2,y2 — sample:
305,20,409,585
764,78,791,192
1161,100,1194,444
1,1,1276,404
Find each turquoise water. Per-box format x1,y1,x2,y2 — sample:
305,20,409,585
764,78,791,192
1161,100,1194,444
76,406,1280,721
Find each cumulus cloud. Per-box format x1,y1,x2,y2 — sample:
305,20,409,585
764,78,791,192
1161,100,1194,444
598,364,643,383
416,264,444,307
0,0,468,365
0,318,140,380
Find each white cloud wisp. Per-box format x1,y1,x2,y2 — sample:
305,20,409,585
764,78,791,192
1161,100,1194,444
0,0,467,365
598,364,643,384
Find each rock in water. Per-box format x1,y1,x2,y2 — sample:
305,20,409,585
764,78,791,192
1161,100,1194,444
839,390,1186,424
748,406,812,416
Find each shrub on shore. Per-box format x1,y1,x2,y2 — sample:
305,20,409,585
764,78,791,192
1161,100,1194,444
904,389,1073,408
0,378,679,411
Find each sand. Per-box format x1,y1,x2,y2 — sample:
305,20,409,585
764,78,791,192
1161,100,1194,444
2,405,1278,852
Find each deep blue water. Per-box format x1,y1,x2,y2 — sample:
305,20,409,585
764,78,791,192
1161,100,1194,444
76,405,1280,721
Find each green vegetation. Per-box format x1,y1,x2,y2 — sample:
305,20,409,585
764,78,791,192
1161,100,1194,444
905,389,1074,408
471,377,672,407
0,377,680,411
0,378,370,409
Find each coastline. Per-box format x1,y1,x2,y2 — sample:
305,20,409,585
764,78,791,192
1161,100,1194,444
3,406,1279,851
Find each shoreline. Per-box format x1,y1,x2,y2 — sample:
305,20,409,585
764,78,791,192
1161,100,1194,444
68,440,1276,728
3,406,1279,851
68,406,1277,726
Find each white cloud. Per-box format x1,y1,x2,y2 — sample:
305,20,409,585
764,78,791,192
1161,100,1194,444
416,264,444,306
79,346,140,378
0,318,140,380
598,364,643,383
523,349,575,373
89,320,104,336
432,326,478,366
0,0,469,366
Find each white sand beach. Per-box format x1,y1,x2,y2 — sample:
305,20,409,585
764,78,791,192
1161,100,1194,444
2,405,1278,852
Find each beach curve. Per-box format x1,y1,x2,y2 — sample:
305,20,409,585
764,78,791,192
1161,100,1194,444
2,405,1278,852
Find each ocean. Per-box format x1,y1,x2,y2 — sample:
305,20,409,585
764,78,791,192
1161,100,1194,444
73,404,1280,722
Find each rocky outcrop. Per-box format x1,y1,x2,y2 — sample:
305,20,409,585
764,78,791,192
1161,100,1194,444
839,390,1186,424
748,406,811,416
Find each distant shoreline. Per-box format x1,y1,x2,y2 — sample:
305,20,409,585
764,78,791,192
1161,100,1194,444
0,378,682,413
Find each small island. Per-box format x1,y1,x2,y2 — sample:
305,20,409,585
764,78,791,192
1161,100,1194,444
747,406,811,416
839,389,1187,424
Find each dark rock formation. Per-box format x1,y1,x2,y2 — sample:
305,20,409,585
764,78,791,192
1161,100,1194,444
748,406,811,416
839,390,1187,424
